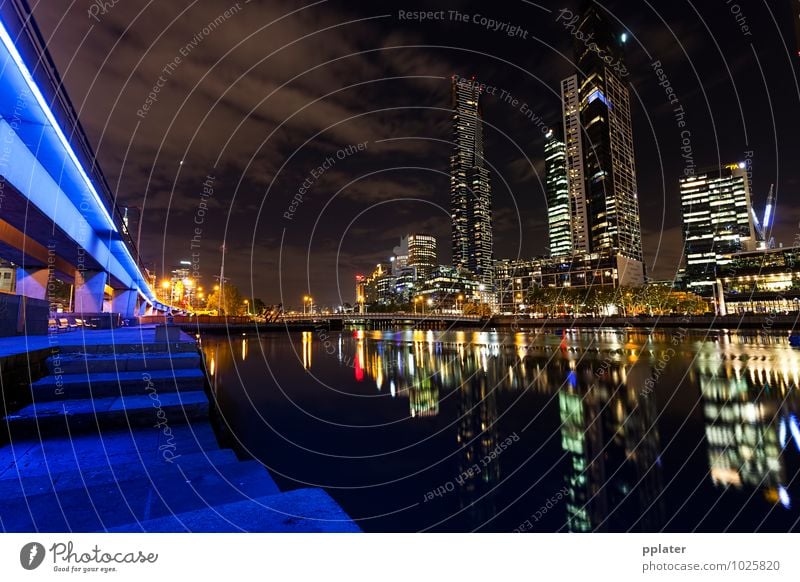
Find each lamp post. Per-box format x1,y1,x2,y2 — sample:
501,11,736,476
244,299,249,316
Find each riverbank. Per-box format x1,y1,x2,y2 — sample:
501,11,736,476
0,325,359,532
490,313,800,330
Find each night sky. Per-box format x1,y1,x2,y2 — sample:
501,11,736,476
32,0,800,308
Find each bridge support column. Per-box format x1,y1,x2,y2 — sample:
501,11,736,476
74,270,106,314
112,288,138,318
15,267,50,300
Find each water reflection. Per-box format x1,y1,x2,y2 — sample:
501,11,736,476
202,328,800,531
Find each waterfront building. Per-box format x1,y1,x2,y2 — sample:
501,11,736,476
361,262,396,307
540,252,638,289
558,5,645,285
560,74,589,255
680,163,757,295
494,258,544,313
545,127,572,258
415,266,481,312
718,246,800,313
407,234,438,281
450,75,493,287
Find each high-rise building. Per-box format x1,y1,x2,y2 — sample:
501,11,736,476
560,75,589,254
545,127,572,257
407,234,437,280
679,163,757,293
450,75,493,286
559,5,644,285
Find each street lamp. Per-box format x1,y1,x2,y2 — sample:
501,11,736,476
244,299,249,316
303,295,313,315
457,294,464,312
426,298,433,314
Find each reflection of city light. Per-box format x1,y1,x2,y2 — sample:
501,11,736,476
778,485,791,509
302,331,312,369
790,415,800,452
780,419,788,448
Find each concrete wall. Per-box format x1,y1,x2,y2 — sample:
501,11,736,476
0,294,49,336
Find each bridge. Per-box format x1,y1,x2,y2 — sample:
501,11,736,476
0,2,167,335
278,313,484,328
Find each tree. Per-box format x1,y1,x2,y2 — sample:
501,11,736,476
205,284,245,315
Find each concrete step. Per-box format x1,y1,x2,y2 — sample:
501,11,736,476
0,459,283,532
0,423,221,479
55,339,199,356
48,352,202,375
109,488,361,533
0,448,239,498
3,391,209,438
30,368,206,401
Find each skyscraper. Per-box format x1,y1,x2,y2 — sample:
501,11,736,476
561,75,589,254
407,234,437,280
450,75,493,286
545,127,572,257
560,4,644,285
679,163,756,293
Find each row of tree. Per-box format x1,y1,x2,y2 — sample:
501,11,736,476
523,284,709,317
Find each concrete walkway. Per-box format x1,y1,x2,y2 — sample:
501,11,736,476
0,325,359,532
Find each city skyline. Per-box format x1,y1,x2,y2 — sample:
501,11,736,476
28,0,800,306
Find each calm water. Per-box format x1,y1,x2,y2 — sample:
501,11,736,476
201,327,800,532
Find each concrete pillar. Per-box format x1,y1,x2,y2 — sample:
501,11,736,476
112,289,138,318
15,267,49,300
74,270,106,314
139,302,150,317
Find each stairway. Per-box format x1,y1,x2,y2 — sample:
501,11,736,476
0,329,359,532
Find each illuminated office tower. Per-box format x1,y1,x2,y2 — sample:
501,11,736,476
545,127,572,257
450,75,493,286
679,163,756,294
560,5,644,284
560,75,589,254
407,234,438,281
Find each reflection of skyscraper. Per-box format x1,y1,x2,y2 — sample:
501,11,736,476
545,127,571,258
560,5,644,285
700,369,785,495
451,76,493,286
457,356,499,525
559,367,664,532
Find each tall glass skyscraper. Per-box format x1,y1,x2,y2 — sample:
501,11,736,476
680,163,756,294
450,75,493,286
559,4,644,285
545,127,572,257
407,233,438,280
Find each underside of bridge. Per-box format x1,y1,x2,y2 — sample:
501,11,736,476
0,2,163,333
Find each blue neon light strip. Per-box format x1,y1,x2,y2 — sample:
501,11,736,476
0,17,157,304
0,19,117,232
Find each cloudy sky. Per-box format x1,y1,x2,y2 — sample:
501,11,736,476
31,0,800,307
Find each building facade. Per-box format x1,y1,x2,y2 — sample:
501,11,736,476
545,127,572,258
558,5,644,285
560,74,590,255
451,76,493,287
407,234,438,281
680,163,757,294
